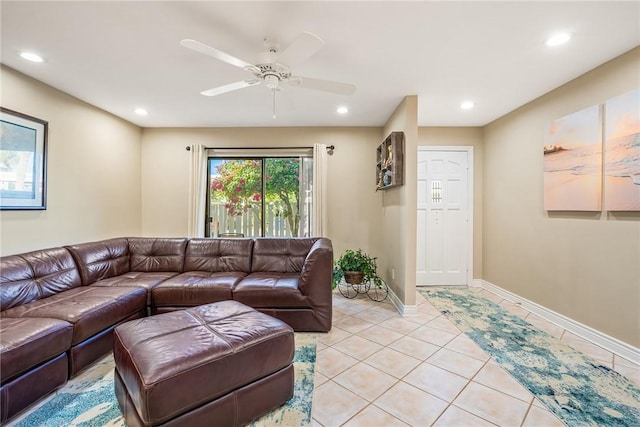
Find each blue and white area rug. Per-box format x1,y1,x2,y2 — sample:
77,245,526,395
9,333,316,427
420,288,640,427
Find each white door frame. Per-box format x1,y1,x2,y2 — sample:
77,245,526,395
417,146,474,286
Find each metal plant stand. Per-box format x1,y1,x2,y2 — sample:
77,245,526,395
337,277,389,302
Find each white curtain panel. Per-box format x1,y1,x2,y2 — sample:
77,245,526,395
312,144,328,237
187,144,207,237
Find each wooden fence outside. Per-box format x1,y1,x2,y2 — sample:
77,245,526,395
210,202,296,237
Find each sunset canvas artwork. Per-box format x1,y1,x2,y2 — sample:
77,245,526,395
544,105,602,211
604,88,640,211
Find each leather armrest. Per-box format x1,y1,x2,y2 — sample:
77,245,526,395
298,238,333,306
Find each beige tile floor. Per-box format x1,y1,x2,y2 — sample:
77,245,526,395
311,287,640,427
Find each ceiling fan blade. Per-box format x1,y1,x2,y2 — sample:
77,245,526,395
276,32,324,67
288,76,356,96
181,39,260,73
201,80,261,97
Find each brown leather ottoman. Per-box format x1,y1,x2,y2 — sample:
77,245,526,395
113,300,295,427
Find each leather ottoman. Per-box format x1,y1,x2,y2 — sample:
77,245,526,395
113,300,295,427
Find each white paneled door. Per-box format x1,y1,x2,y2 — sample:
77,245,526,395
417,149,471,286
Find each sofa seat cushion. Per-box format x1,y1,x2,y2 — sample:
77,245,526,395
90,272,179,305
1,287,146,345
152,272,246,308
0,317,73,383
233,273,308,308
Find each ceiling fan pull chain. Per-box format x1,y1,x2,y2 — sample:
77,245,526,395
272,89,277,119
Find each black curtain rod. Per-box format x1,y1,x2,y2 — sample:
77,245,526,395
186,145,334,151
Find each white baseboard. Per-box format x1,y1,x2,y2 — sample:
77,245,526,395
479,280,639,364
388,286,418,316
468,279,484,288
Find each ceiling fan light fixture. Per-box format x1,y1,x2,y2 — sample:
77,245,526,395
264,74,280,89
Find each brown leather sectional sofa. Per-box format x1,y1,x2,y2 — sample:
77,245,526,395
0,236,333,423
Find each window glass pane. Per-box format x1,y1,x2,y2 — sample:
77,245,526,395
431,180,442,204
207,155,313,238
265,158,301,237
209,159,262,237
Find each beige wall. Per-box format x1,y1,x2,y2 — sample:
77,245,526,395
0,66,142,255
381,96,418,306
140,127,383,257
483,47,640,346
418,127,484,279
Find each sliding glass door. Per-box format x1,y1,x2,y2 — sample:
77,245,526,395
207,156,312,238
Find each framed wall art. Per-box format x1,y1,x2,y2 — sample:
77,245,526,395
543,104,602,211
0,107,48,210
604,88,640,211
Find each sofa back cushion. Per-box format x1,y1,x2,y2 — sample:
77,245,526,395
66,238,130,285
184,238,253,273
251,238,318,273
128,238,187,272
0,248,81,311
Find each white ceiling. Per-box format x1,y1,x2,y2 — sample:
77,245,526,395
1,1,639,128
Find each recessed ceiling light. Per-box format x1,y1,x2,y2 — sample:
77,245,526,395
336,106,349,115
134,108,148,116
546,32,571,47
19,52,44,63
460,101,474,110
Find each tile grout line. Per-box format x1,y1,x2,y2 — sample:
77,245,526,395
326,294,439,426
519,400,536,427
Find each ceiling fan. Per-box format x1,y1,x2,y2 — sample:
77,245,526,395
180,32,356,102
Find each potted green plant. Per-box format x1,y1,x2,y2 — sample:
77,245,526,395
332,249,381,288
